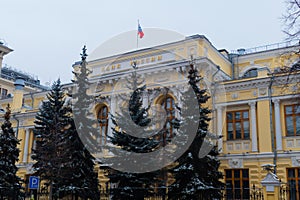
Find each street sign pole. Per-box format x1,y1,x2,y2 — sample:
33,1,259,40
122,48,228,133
29,176,39,190
29,176,39,200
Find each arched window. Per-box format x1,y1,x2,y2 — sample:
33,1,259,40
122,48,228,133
97,105,108,145
161,96,175,140
243,68,258,78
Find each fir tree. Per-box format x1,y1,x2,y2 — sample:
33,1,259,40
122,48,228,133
32,78,100,199
0,104,24,199
54,118,100,199
32,79,67,198
168,61,223,200
72,46,100,154
108,63,162,200
70,46,101,199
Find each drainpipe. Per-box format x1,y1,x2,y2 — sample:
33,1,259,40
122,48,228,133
212,65,221,135
229,51,242,80
229,55,236,80
212,65,221,79
12,114,19,139
12,77,24,139
268,74,277,174
30,92,34,108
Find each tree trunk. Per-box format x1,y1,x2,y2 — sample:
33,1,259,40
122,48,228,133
49,182,53,200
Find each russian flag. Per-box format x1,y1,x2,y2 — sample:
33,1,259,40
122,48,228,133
138,23,144,39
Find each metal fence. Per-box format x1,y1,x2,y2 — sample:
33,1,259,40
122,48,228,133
22,184,299,200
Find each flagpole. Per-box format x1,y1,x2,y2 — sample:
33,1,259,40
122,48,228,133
136,19,139,49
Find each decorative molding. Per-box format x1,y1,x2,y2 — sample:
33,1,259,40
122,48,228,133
231,93,238,99
26,163,34,174
19,119,25,127
95,83,105,92
224,79,270,92
226,140,251,151
258,87,268,96
285,137,300,148
290,85,299,92
229,158,243,168
261,172,280,186
292,157,300,167
223,73,300,92
248,101,256,107
153,73,170,82
272,99,280,104
239,65,269,78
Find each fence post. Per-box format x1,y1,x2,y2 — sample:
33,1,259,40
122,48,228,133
260,164,280,200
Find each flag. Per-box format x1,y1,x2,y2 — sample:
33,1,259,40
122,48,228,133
138,23,144,39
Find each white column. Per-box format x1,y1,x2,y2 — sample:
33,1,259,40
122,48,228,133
111,95,116,115
273,99,283,151
216,106,223,153
249,102,258,152
108,95,116,138
0,52,4,70
142,92,148,108
175,90,182,119
22,129,30,163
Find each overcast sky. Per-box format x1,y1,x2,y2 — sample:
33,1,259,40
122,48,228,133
1,0,288,85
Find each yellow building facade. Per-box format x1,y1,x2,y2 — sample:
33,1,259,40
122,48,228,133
0,35,299,199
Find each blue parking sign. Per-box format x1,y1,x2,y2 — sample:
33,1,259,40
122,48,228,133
29,176,39,189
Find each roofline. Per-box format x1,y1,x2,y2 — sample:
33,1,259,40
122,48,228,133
73,34,209,66
0,44,13,55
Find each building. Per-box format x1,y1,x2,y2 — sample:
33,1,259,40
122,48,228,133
0,35,299,199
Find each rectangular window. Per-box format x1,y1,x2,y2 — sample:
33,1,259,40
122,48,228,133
287,168,300,200
285,105,300,136
225,169,250,200
226,110,250,140
1,88,8,98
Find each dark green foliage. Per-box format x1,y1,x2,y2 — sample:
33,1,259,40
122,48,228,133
0,105,24,199
32,80,66,184
72,46,100,154
32,76,99,199
32,79,67,190
168,62,223,200
108,66,162,200
53,120,100,199
69,46,101,199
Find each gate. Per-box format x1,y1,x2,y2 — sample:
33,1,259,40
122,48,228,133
222,185,264,200
250,184,264,200
279,184,289,200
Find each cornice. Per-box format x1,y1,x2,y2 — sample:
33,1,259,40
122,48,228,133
222,72,300,92
219,151,300,160
223,77,270,92
232,45,300,63
85,35,209,64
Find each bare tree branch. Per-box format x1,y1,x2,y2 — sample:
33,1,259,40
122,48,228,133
283,0,300,40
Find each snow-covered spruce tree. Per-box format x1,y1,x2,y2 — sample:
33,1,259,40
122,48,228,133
54,115,100,199
168,61,223,200
70,46,101,199
32,79,68,198
0,104,24,199
108,63,163,200
72,46,100,154
32,79,99,199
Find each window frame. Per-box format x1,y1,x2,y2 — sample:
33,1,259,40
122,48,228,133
287,167,300,200
226,110,250,140
284,104,300,137
225,169,250,200
97,105,109,145
243,68,258,78
1,88,8,98
161,96,175,139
